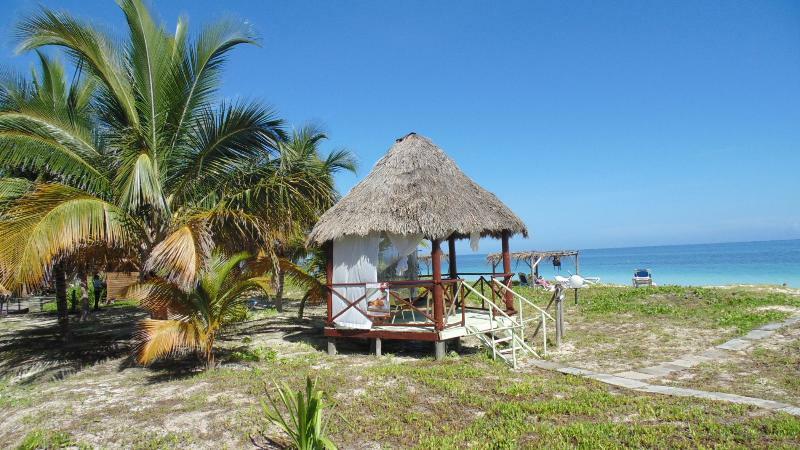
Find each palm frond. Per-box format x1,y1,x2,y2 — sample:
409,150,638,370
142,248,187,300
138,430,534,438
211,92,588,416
166,18,258,153
169,101,284,200
145,223,212,292
0,183,134,287
119,0,174,154
114,151,167,214
15,6,138,126
126,277,192,318
134,318,201,365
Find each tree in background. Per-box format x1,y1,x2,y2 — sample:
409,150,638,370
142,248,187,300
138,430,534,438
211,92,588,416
269,126,355,312
0,1,348,330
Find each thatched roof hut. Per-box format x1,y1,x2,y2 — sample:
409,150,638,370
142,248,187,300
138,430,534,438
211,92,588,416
308,132,527,245
315,133,528,346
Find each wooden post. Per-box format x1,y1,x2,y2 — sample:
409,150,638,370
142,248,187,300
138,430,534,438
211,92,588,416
370,338,382,357
434,340,446,360
325,241,333,326
447,236,458,305
574,252,580,305
555,287,564,348
431,239,444,331
501,231,514,311
447,236,457,279
529,258,534,285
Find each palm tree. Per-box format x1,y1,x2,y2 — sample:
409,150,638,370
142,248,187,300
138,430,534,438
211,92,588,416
0,51,97,336
269,126,356,311
131,251,269,368
0,1,339,308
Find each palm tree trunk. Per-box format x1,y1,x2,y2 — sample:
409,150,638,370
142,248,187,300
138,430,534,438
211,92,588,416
79,273,90,321
274,269,285,312
297,292,310,319
53,262,70,342
70,285,78,313
205,335,216,370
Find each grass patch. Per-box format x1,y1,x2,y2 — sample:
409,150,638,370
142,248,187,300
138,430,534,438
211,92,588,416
16,429,89,450
229,345,278,363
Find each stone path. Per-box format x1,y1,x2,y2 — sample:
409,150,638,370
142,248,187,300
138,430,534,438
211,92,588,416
529,314,800,416
612,315,800,382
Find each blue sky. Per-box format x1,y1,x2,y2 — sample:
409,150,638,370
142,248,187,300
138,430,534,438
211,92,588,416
2,0,798,253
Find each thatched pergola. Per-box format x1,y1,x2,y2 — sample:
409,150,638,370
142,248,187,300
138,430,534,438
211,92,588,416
486,250,580,280
308,132,527,358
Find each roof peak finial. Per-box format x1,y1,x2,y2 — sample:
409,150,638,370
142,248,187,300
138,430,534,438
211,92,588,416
396,132,417,142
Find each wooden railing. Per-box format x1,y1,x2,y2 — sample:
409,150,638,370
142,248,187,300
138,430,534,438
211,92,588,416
326,278,466,329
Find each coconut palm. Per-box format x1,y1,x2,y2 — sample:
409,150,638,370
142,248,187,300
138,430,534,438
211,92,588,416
0,51,99,335
0,1,339,301
131,251,269,368
269,126,356,311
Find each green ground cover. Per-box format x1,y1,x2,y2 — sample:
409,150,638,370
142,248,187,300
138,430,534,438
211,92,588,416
508,285,800,371
1,285,799,448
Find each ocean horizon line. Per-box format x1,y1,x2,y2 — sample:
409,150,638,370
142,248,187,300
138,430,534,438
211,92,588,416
457,237,800,257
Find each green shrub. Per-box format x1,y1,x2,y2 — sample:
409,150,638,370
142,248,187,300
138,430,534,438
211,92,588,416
230,345,277,363
261,376,337,449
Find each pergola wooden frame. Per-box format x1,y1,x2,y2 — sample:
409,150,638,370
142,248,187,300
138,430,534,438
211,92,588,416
486,250,581,301
486,250,579,278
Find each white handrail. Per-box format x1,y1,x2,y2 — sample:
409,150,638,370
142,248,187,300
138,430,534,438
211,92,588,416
492,279,556,322
460,281,518,323
460,281,539,363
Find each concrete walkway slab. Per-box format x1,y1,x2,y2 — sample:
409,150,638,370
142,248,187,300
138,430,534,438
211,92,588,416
742,329,775,340
758,323,784,331
716,338,753,351
638,365,677,377
586,373,649,389
557,367,596,377
527,314,800,416
615,371,654,381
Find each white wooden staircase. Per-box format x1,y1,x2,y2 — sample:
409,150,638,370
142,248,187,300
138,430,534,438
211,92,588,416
460,280,555,368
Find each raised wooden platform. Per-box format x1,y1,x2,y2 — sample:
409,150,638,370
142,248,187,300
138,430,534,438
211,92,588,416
324,308,500,342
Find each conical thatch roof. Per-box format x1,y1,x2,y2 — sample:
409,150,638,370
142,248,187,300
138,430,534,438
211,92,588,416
308,133,528,244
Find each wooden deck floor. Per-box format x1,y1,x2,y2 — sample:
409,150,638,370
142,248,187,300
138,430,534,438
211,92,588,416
324,308,507,341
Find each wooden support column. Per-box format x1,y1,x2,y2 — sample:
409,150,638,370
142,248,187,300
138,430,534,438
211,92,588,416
325,241,333,326
501,231,514,311
431,239,444,331
555,288,564,348
448,236,458,304
325,241,336,354
447,236,457,279
574,252,580,305
529,259,534,285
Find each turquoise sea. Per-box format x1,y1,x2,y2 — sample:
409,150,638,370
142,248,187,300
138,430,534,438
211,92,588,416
435,239,800,287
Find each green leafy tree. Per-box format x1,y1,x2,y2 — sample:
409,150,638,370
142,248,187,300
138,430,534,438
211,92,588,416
0,1,344,314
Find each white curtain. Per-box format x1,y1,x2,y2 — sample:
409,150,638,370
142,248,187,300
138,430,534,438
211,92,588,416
387,233,423,275
332,235,381,329
470,231,480,252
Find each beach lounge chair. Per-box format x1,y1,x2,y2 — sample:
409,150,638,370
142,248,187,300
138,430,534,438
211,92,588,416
632,269,653,287
517,273,530,287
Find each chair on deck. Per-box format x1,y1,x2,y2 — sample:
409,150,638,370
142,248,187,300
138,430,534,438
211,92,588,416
632,269,653,287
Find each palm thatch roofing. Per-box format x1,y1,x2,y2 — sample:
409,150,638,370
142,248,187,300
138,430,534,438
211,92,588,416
486,250,578,265
308,133,528,244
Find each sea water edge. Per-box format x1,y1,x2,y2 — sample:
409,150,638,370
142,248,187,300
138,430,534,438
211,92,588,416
429,239,800,288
